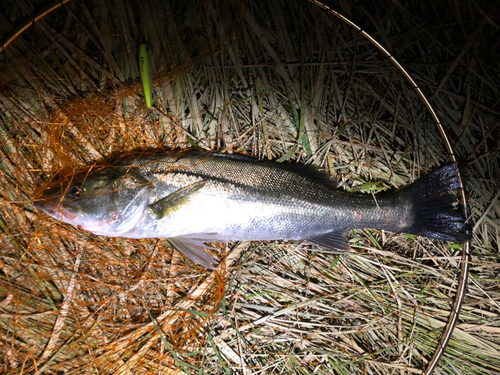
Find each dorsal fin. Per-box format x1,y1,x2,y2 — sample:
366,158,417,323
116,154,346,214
274,163,337,188
209,152,260,163
211,153,337,188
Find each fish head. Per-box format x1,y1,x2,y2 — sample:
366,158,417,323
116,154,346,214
35,167,154,236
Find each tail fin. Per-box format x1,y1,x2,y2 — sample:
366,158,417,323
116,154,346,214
396,163,471,243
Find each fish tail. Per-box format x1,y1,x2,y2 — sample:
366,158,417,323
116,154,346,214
395,163,471,243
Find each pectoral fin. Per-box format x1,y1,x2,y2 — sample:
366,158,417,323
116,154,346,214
167,236,220,270
149,180,206,219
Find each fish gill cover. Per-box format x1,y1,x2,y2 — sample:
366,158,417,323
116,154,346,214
0,0,498,374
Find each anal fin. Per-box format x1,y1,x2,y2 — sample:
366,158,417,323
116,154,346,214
307,231,351,251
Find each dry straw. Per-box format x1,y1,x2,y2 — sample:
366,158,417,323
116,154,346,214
0,0,498,374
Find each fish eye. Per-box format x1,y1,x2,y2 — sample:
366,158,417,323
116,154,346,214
67,186,83,200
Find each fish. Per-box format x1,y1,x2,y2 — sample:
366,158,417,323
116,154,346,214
34,150,471,270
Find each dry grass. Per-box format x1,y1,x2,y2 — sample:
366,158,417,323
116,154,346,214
0,0,499,374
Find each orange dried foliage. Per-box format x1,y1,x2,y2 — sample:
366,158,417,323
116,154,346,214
0,84,226,373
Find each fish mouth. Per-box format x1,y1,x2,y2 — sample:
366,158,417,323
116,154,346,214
34,200,78,221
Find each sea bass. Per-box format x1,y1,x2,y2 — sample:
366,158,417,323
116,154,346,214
34,151,471,269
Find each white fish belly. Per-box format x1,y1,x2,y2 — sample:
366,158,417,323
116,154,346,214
125,184,331,241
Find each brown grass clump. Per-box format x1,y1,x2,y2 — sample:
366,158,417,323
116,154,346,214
1,0,499,374
1,89,228,373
